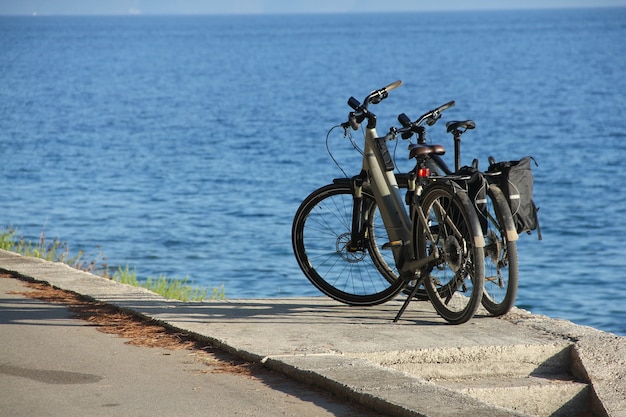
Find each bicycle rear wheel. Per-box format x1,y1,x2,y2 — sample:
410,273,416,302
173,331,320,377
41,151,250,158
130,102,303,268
480,185,519,316
292,182,405,306
415,183,485,324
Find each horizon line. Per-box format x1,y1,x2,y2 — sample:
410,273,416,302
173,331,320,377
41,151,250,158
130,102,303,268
1,4,623,17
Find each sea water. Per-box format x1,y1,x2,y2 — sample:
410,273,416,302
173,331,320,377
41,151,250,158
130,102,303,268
1,8,625,335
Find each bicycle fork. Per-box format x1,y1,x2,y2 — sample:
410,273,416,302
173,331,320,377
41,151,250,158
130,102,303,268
348,175,366,253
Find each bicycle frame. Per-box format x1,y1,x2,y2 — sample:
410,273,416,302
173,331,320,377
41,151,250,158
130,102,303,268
361,122,416,274
344,82,440,282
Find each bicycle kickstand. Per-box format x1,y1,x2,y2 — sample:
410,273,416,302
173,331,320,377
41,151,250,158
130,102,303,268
393,280,423,323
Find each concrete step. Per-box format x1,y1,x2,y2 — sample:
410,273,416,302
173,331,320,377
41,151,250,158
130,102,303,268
352,343,595,416
440,375,591,417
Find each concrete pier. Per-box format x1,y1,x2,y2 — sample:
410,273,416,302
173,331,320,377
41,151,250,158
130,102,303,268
1,249,624,417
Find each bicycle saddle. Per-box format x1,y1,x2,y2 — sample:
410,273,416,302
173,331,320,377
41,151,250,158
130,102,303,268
408,143,446,159
446,120,476,133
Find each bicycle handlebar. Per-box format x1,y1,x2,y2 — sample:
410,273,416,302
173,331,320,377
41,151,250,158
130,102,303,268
343,80,403,130
359,80,403,107
391,100,456,140
418,100,455,126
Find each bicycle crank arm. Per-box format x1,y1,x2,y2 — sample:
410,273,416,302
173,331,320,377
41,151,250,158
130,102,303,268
399,251,440,277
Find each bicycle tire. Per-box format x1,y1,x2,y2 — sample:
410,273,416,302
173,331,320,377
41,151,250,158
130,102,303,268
480,184,519,316
415,182,485,324
384,182,518,307
292,182,405,306
392,174,519,311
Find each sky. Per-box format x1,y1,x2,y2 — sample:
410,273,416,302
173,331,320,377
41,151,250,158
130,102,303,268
0,0,625,15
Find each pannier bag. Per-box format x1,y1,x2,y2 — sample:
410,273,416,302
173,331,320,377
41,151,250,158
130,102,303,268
487,156,541,239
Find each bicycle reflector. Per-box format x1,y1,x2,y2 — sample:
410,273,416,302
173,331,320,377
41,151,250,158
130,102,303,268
418,167,430,178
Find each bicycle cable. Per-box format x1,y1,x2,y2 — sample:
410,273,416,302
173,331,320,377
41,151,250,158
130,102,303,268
347,128,365,156
325,124,349,178
325,124,365,178
392,137,401,173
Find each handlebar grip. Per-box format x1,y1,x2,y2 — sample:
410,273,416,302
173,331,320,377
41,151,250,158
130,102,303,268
384,80,402,92
436,100,456,113
425,100,456,126
366,80,403,106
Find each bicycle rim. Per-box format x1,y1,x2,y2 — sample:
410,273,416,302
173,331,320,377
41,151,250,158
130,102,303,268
417,184,485,324
292,183,405,306
481,185,519,316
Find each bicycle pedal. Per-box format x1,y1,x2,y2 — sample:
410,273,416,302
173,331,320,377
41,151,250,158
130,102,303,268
382,240,404,250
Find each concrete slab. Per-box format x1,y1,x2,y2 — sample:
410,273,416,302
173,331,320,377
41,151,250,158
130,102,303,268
1,249,624,417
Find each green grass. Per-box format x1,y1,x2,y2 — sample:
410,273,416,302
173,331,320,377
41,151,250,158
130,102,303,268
1,227,225,301
113,264,225,302
0,227,95,270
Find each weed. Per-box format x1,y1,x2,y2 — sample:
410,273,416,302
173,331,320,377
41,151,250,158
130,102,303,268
1,227,225,301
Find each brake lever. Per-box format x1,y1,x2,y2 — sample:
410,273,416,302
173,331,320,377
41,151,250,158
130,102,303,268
349,113,360,130
369,90,388,105
426,111,441,126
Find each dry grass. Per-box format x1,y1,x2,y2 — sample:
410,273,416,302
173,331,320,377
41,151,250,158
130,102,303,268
2,272,393,416
2,272,259,376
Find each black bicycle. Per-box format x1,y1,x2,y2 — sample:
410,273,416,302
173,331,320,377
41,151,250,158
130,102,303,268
367,109,519,317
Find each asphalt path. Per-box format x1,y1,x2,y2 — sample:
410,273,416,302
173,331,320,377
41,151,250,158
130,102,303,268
0,275,386,417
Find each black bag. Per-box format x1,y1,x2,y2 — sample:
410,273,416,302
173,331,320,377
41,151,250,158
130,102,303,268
454,165,488,234
487,156,541,239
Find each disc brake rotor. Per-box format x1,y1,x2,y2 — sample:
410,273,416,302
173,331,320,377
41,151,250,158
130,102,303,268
336,232,366,263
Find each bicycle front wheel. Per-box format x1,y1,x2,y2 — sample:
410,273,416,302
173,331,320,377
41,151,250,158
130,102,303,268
415,183,485,324
480,184,519,316
292,182,405,306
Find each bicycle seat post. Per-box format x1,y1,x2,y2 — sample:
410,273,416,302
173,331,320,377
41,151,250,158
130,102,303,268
446,120,476,172
453,130,462,172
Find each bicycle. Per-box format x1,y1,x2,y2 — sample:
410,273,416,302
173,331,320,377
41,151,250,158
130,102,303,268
391,115,519,316
292,81,486,324
363,110,519,316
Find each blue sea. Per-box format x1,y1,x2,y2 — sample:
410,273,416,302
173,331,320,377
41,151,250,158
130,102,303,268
2,8,625,336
